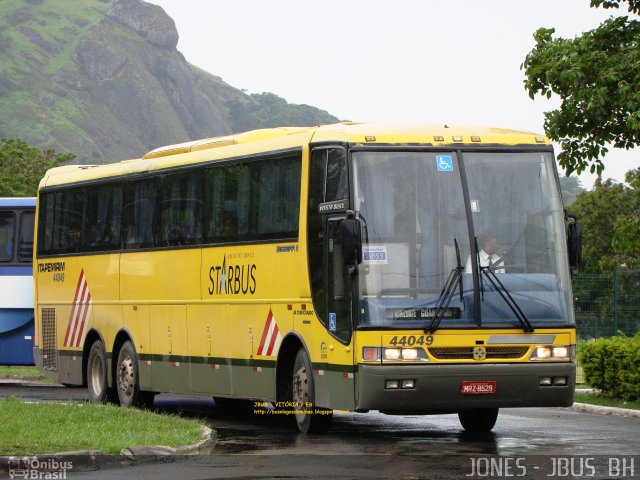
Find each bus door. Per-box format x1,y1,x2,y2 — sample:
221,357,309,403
322,215,359,409
325,217,356,344
308,146,357,410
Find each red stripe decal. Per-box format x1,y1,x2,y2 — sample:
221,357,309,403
68,281,88,347
74,291,92,347
265,323,280,356
63,270,85,347
257,308,273,355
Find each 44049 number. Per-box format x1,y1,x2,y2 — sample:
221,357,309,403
388,335,434,347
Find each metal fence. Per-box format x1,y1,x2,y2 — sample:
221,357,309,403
573,269,640,339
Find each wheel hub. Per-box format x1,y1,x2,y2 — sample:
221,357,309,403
118,354,134,398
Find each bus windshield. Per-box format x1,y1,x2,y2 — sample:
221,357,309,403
353,150,573,330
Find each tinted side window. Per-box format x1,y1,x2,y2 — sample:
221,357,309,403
39,189,85,255
18,211,35,262
204,163,250,243
325,149,348,202
123,179,159,250
85,185,122,252
159,172,203,247
204,153,301,243
0,211,15,262
253,156,301,239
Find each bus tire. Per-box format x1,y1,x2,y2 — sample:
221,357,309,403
458,408,499,432
86,340,109,403
292,348,332,434
115,340,154,408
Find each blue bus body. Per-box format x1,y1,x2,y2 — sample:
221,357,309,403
0,198,36,365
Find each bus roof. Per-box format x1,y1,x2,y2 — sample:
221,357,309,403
39,122,549,189
0,197,36,207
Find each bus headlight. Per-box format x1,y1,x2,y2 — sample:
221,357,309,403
530,345,574,361
383,347,429,362
401,348,418,360
384,348,401,360
362,347,430,362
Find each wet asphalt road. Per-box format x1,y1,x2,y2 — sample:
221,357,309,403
2,383,639,479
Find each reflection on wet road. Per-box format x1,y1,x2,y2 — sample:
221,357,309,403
2,384,639,479
152,394,639,457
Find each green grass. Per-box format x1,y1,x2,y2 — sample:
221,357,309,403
0,366,58,384
0,366,45,378
575,392,640,411
0,396,206,455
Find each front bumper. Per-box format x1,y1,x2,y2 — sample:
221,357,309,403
357,362,575,413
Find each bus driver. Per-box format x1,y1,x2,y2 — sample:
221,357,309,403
465,234,505,273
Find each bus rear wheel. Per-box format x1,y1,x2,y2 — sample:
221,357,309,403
458,408,499,432
115,340,155,408
292,348,332,434
86,340,113,403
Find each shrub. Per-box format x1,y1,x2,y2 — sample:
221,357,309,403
579,333,640,401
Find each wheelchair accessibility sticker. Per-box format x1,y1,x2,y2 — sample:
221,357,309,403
436,155,454,172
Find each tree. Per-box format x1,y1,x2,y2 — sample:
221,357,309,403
611,168,640,262
0,138,75,196
570,168,640,272
558,175,586,205
521,0,640,175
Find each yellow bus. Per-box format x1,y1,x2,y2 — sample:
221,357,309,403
33,122,580,433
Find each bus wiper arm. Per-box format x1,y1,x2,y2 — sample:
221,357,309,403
425,239,465,334
480,267,535,333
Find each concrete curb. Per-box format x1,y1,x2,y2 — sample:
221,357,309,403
571,402,640,418
120,426,215,459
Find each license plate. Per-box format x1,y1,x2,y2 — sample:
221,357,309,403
461,381,496,395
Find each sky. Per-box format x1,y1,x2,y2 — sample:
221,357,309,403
147,0,640,189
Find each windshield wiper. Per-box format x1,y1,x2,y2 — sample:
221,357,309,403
425,239,465,334
479,266,535,333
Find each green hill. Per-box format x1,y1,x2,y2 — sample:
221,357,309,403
0,0,338,163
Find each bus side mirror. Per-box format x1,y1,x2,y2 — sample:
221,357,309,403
341,214,362,267
566,213,582,270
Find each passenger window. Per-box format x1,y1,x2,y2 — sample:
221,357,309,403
18,211,35,262
0,211,15,262
159,173,202,247
123,179,159,250
85,185,122,251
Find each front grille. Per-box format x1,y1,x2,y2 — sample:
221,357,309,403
41,308,58,371
428,346,528,360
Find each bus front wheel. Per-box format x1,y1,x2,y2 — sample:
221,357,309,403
292,348,332,434
115,340,155,408
458,408,499,432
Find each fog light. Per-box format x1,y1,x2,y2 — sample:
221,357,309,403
386,380,400,389
402,379,415,389
554,377,568,386
540,377,552,386
384,348,401,361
